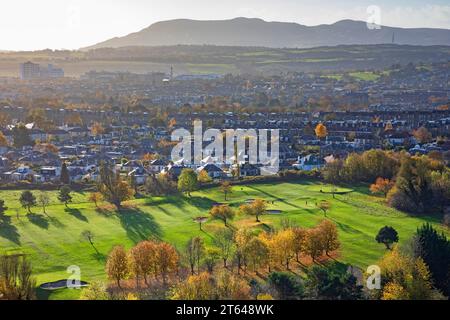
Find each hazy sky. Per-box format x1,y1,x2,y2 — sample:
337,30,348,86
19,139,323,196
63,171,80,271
1,0,450,51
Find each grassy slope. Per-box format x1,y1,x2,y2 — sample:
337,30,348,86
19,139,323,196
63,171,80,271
0,181,447,300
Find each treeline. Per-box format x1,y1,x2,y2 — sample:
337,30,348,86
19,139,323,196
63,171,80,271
87,219,342,300
323,150,450,215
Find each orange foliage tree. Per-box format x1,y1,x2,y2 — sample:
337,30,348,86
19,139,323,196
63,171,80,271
370,177,394,198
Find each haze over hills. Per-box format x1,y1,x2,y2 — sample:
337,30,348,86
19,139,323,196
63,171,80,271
84,17,450,50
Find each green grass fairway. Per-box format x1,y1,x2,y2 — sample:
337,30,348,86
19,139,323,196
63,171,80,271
0,182,447,300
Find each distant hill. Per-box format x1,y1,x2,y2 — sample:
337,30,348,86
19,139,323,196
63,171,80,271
84,17,450,50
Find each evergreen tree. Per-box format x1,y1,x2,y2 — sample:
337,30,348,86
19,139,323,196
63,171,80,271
60,162,70,185
414,223,450,297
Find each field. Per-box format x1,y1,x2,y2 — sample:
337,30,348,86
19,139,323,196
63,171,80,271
1,44,449,77
0,181,447,300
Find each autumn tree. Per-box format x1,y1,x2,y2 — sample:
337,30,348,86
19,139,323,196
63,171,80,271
0,132,8,147
214,228,234,268
292,227,307,262
210,205,235,227
388,156,433,214
0,254,36,300
129,241,157,286
323,159,344,184
204,247,221,273
36,192,50,215
27,108,54,131
58,185,72,208
88,192,103,208
170,272,215,300
318,220,340,256
430,171,450,213
185,237,204,275
91,122,105,137
246,237,269,272
316,201,331,217
273,229,296,270
19,191,36,214
376,226,399,250
220,181,232,201
239,199,267,223
378,246,444,300
370,177,394,198
98,162,135,210
259,232,277,272
304,228,324,262
145,173,177,197
413,126,432,144
177,169,198,197
0,111,11,127
79,281,109,300
155,242,179,284
198,170,212,184
168,118,177,129
234,228,253,273
106,245,129,288
65,113,83,127
171,269,250,300
215,270,252,300
315,123,328,140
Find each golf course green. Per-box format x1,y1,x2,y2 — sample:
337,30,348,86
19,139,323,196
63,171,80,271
0,181,447,300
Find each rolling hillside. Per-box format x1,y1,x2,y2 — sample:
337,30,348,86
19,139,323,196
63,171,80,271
84,17,450,50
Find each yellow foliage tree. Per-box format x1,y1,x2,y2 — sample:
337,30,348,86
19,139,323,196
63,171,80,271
272,229,296,270
317,220,340,256
0,132,9,147
210,205,235,226
378,246,444,300
106,245,129,288
315,123,328,139
198,170,212,184
91,122,105,137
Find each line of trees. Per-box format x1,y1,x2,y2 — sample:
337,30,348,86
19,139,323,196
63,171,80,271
105,240,179,288
182,219,340,277
324,150,450,215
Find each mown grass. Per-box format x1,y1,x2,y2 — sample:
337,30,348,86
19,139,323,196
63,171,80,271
0,181,447,300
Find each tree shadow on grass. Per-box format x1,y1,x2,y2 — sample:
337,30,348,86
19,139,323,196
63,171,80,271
91,251,107,262
248,186,301,209
329,219,365,235
65,208,88,222
118,207,162,244
27,213,49,229
95,207,115,218
183,197,216,210
0,216,21,245
48,216,66,228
